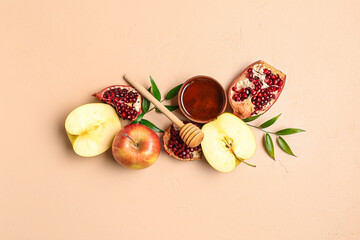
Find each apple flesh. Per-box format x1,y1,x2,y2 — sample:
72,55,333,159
65,103,121,157
112,124,161,170
201,113,256,172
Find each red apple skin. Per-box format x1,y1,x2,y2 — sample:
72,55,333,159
112,124,161,170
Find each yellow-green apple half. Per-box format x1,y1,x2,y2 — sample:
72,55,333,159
65,103,121,157
112,124,161,169
201,113,256,172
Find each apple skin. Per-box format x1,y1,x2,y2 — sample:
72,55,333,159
112,124,161,170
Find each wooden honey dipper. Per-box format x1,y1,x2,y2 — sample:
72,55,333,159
123,75,204,148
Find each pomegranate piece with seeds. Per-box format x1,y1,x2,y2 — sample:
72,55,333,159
229,60,286,119
163,123,202,161
93,85,142,121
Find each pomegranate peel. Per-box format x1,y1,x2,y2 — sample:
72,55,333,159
229,60,286,119
93,85,142,121
163,123,202,161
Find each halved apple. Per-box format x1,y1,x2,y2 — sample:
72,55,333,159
65,103,121,157
201,113,256,172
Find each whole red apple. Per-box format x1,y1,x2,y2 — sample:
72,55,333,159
112,124,161,169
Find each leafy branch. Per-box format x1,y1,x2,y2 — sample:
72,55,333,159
243,114,306,160
132,76,182,132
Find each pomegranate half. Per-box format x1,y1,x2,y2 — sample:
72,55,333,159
93,85,142,121
163,123,202,161
229,60,286,118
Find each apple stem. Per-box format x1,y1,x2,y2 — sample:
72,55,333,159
124,133,138,147
246,124,277,135
223,137,256,168
241,160,256,168
233,153,256,168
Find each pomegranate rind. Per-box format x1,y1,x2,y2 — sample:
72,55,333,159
162,124,202,161
229,60,286,119
93,85,142,121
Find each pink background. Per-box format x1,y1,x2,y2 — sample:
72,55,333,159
1,0,359,239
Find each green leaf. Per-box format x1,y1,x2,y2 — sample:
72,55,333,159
265,133,275,160
133,112,145,123
142,87,151,113
277,136,296,157
276,128,306,135
165,84,183,100
150,75,161,101
259,114,281,129
165,105,179,111
139,119,163,132
155,105,179,112
242,114,261,122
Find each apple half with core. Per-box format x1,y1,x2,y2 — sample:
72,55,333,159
201,113,256,172
65,103,121,157
112,124,161,170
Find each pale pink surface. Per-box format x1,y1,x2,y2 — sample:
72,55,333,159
0,1,359,239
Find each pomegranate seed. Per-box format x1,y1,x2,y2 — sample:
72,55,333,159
248,68,252,73
165,125,202,161
95,87,141,121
